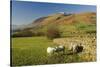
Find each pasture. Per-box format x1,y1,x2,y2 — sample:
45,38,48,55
11,2,96,66
12,36,96,66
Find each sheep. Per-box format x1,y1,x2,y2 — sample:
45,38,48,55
55,45,65,54
69,42,76,51
71,43,78,53
69,42,84,54
75,43,83,53
47,45,65,55
47,47,56,55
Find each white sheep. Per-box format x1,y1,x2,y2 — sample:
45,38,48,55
55,45,65,53
47,47,56,55
69,43,77,53
69,42,83,53
47,45,65,55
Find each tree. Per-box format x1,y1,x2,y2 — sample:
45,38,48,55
12,30,34,37
46,24,61,39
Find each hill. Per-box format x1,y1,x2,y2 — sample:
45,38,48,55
12,12,96,37
31,12,96,26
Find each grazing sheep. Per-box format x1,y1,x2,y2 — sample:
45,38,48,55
47,45,65,55
47,47,56,55
69,42,77,52
55,45,65,53
72,43,78,53
70,42,83,54
75,43,83,53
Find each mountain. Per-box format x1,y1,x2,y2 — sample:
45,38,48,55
12,12,96,37
12,12,96,32
31,12,96,27
12,12,96,30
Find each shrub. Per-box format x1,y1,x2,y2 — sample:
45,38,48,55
46,24,61,39
35,32,45,36
12,30,34,37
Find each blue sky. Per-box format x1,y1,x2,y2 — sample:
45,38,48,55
11,1,96,25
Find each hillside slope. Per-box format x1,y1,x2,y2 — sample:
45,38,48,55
31,12,96,26
12,12,96,37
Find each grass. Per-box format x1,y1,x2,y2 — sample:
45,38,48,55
12,22,96,66
12,37,53,66
12,36,92,66
11,12,96,66
58,22,96,37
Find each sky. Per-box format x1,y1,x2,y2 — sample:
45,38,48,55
11,1,96,25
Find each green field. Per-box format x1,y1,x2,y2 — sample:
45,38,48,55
12,23,96,66
11,3,96,66
12,36,92,66
12,19,96,66
12,37,53,65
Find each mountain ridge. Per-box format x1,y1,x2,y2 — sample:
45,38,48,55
12,12,96,31
31,12,96,27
